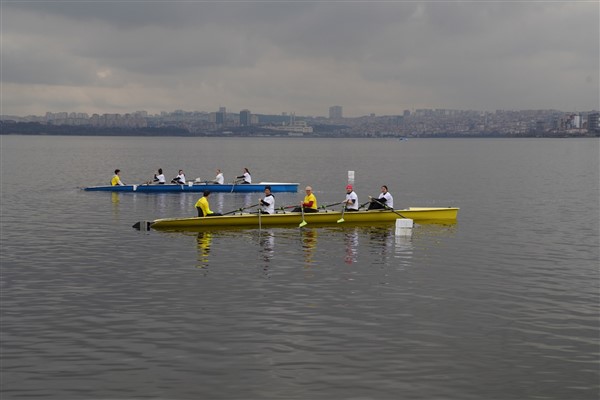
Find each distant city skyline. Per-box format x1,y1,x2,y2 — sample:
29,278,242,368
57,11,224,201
2,2,598,117
2,105,597,120
5,108,597,138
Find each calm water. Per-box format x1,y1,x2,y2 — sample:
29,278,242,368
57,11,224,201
1,135,598,400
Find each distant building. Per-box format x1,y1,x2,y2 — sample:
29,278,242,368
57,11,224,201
265,120,313,134
329,106,343,119
240,109,251,126
588,112,600,133
215,111,225,125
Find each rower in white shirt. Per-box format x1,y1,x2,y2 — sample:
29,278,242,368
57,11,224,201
368,185,394,209
236,168,252,184
259,186,275,214
171,170,186,184
153,168,166,184
343,184,359,211
214,169,224,184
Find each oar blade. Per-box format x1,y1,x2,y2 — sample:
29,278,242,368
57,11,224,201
299,220,307,228
336,218,345,223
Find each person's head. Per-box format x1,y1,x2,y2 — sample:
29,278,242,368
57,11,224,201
346,184,353,193
264,185,271,195
381,185,388,193
244,167,250,174
179,170,183,174
114,169,120,175
305,186,312,193
203,190,210,197
216,168,221,173
158,168,163,174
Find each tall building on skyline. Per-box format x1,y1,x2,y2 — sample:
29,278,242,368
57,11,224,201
215,109,225,125
329,105,343,119
240,109,251,126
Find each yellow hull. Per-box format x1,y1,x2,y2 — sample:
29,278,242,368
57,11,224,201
150,207,459,231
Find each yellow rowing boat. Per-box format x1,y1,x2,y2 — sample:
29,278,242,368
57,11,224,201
146,207,459,231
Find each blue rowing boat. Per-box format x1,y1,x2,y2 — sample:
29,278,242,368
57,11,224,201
84,182,299,193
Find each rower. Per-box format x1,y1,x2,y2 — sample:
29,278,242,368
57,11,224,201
171,169,186,184
111,169,125,186
293,186,318,213
259,186,275,214
153,168,166,184
368,185,394,210
342,184,359,211
236,168,252,184
195,191,222,217
213,169,224,184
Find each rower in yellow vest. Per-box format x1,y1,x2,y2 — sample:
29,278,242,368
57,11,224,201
111,169,125,186
195,191,222,217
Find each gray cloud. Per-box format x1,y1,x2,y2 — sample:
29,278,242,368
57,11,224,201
2,1,598,117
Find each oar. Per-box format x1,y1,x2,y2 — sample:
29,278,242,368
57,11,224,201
223,203,260,215
319,201,343,209
336,205,346,223
299,206,307,227
258,208,262,231
358,200,371,210
371,198,407,219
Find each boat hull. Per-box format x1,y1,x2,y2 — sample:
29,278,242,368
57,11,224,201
149,207,459,231
84,182,298,193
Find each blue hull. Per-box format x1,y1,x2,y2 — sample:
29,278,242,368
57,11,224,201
84,182,298,193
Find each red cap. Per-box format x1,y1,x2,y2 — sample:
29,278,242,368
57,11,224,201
346,184,353,190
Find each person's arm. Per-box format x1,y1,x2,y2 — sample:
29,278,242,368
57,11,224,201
302,200,314,207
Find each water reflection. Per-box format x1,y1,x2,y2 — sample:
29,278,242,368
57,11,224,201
196,232,213,269
184,223,455,273
344,227,359,264
301,228,318,266
259,230,275,276
243,193,253,208
364,226,414,263
213,193,225,214
153,193,169,214
111,192,120,219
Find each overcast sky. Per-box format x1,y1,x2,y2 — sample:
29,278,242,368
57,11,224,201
2,1,598,117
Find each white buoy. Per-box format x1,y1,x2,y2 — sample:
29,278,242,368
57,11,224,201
348,170,355,184
395,218,413,236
